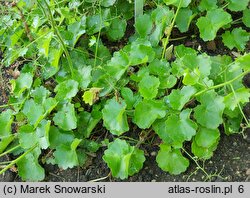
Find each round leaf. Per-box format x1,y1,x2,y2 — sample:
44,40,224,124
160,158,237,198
102,98,129,136
103,139,145,179
195,127,220,148
156,144,189,175
194,91,225,129
53,103,77,131
138,75,160,99
134,99,167,129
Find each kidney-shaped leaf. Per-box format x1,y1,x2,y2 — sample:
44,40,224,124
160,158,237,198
103,139,145,179
102,98,129,136
156,144,189,175
134,99,167,129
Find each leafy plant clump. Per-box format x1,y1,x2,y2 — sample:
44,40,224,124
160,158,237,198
0,0,249,181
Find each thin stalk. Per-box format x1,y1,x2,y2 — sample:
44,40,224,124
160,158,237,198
229,84,249,126
135,129,152,148
39,0,74,77
182,148,211,180
135,0,144,22
88,172,111,182
194,70,250,97
94,3,102,68
161,0,183,60
0,144,20,158
0,145,37,175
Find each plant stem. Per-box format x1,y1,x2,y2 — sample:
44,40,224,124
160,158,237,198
40,0,74,77
94,3,102,68
0,145,37,175
135,0,144,22
194,70,250,97
182,148,211,180
0,144,20,158
229,84,249,126
161,0,183,60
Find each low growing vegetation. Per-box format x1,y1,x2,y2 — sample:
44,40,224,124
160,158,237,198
0,0,249,181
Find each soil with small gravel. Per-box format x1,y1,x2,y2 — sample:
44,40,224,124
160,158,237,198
0,19,250,182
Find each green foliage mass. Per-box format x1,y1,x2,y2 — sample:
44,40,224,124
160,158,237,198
0,0,249,181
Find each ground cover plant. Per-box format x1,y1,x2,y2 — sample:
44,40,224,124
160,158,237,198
0,0,249,181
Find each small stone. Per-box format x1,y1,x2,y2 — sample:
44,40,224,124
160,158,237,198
246,169,250,175
150,151,157,156
233,142,237,146
207,41,216,51
151,179,156,182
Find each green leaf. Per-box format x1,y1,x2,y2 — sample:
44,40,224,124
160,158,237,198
22,99,44,126
243,9,250,28
82,88,102,105
53,103,77,131
103,139,145,179
106,18,126,41
156,144,189,175
176,8,194,33
43,47,63,79
199,0,218,11
194,91,225,129
234,53,250,72
134,99,167,129
135,14,153,38
68,16,86,47
11,73,33,97
165,109,197,144
224,87,250,111
73,66,92,89
183,68,200,85
0,110,14,152
0,109,13,137
55,80,79,101
191,138,219,159
18,125,38,149
129,148,145,176
129,40,155,65
197,54,212,77
37,32,53,57
152,119,172,144
17,147,45,181
159,75,177,89
175,44,197,58
77,106,102,138
195,127,220,148
163,0,191,7
138,75,160,99
209,55,232,84
148,59,170,76
86,9,110,34
222,28,250,51
149,6,174,46
105,50,130,81
30,86,50,104
167,86,197,110
226,0,249,11
54,138,81,169
121,87,141,110
196,9,232,41
49,126,75,149
102,98,129,136
101,0,116,7
35,120,50,149
224,114,242,135
43,98,58,113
